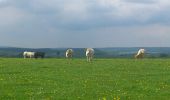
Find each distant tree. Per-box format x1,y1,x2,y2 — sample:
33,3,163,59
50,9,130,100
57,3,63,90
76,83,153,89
57,51,60,57
159,53,168,58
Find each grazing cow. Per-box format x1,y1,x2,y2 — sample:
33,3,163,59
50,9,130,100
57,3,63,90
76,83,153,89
23,51,35,58
66,49,73,59
34,52,45,58
86,48,94,62
135,49,145,59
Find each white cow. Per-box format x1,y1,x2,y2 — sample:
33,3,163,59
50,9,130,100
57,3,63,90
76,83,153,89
65,49,73,59
135,49,145,59
86,48,94,62
23,51,35,58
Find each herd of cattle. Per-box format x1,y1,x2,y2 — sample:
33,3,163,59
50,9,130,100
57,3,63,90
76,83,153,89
23,48,145,62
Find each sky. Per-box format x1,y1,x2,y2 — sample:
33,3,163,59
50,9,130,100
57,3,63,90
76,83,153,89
0,0,170,48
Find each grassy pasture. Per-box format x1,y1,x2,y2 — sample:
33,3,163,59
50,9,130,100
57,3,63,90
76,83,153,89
0,58,170,100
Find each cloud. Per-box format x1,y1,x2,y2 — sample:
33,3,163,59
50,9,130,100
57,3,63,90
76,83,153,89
0,7,30,29
122,0,157,4
2,0,169,28
0,0,170,47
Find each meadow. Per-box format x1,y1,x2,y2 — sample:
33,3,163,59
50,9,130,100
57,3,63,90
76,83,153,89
0,58,170,100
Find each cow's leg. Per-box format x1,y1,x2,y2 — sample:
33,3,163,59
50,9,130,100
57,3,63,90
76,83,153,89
91,56,93,62
70,55,73,60
87,56,89,62
30,55,33,59
141,54,144,59
89,56,91,62
135,54,139,59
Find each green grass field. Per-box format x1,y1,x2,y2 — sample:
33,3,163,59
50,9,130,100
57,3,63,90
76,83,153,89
0,58,170,100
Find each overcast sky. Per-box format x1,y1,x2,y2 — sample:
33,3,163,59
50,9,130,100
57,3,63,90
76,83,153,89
0,0,170,48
